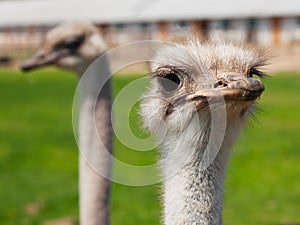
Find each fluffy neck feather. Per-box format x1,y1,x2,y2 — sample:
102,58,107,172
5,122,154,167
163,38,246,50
161,112,247,225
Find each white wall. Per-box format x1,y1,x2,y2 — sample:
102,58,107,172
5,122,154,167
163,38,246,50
256,18,273,44
207,20,248,42
281,17,300,44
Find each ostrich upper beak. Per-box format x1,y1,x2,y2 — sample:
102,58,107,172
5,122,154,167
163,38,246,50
188,73,265,110
21,49,70,72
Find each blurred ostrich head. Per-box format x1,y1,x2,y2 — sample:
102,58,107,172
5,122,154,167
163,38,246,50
21,21,106,73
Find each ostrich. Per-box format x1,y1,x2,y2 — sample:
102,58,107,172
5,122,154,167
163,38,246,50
21,21,112,225
141,38,268,225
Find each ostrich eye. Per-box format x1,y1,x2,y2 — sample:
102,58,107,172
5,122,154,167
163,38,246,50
65,36,85,50
54,35,85,51
248,68,265,78
159,73,181,92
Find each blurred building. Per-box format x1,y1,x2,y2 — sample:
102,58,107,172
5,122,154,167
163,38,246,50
0,0,300,58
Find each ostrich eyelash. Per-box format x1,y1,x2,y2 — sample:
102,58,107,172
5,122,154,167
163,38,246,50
249,67,267,78
152,66,190,78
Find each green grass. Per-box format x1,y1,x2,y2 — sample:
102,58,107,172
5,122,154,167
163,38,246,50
0,68,78,224
0,68,299,225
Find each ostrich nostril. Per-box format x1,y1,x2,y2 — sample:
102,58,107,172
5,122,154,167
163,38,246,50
214,80,227,88
213,82,219,88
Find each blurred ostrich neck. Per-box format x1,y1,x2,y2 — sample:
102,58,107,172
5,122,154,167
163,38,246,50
162,118,241,225
78,54,113,225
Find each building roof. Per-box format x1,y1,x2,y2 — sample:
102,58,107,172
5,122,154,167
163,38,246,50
0,0,300,27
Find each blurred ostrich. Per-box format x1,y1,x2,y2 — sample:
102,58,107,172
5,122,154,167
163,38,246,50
141,38,267,225
21,21,112,225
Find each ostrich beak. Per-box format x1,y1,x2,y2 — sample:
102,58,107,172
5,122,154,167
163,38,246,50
188,73,265,110
21,49,70,72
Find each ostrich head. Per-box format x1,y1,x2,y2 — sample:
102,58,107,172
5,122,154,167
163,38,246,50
21,21,106,74
141,39,267,143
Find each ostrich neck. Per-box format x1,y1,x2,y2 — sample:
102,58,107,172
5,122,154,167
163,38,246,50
162,117,242,225
78,55,113,225
163,147,229,225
